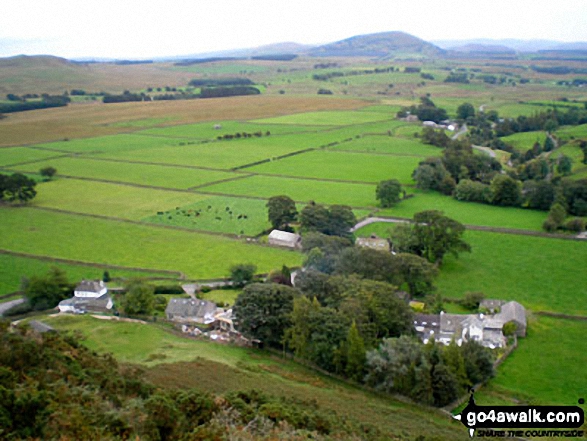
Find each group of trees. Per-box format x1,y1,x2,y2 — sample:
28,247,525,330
266,195,357,238
366,336,493,406
0,172,37,204
233,210,479,407
412,106,587,231
397,96,448,123
0,94,70,113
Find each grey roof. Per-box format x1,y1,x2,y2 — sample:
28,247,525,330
440,313,468,333
75,280,106,293
28,320,55,333
165,298,217,320
498,301,526,328
480,299,505,311
414,314,440,328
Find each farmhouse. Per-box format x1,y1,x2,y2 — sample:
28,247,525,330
165,298,217,324
355,235,390,252
268,230,301,248
413,300,526,348
58,279,113,314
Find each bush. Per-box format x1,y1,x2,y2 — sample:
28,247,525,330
542,218,559,232
153,285,185,294
229,263,257,287
460,292,484,311
564,217,585,232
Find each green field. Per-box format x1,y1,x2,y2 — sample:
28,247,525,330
500,131,547,152
332,134,443,156
199,288,241,306
95,131,359,169
0,207,302,279
478,316,587,406
557,123,587,141
139,121,330,139
355,226,587,315
201,174,377,207
377,189,548,231
30,179,206,220
12,156,235,189
143,195,271,236
253,110,394,126
0,253,175,296
0,147,66,167
31,133,185,154
248,150,422,184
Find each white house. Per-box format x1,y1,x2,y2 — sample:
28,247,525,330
58,280,113,314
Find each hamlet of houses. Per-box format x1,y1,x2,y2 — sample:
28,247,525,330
413,300,527,349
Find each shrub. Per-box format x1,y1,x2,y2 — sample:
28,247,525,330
564,217,585,233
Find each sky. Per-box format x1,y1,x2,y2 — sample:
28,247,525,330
1,0,587,59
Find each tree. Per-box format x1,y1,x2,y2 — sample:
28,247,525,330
393,211,471,265
345,321,366,381
557,155,573,176
394,253,438,296
39,166,57,180
121,279,155,316
299,203,356,238
461,340,494,385
543,202,567,232
229,263,257,287
266,195,297,230
489,174,521,207
376,179,402,208
23,267,72,310
457,102,475,120
365,336,433,404
522,180,555,210
233,283,299,348
3,173,37,204
543,135,556,151
460,291,484,310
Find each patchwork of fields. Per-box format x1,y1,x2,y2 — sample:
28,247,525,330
1,80,586,416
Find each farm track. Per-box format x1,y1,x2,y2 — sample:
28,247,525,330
0,248,185,279
354,215,587,241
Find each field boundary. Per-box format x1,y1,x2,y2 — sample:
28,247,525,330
535,311,587,321
0,248,185,278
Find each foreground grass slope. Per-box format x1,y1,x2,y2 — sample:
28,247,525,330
42,314,470,440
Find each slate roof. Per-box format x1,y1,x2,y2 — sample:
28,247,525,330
165,298,217,323
440,313,468,333
355,237,390,252
75,280,106,294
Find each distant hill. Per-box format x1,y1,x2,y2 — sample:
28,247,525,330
0,54,72,68
308,31,445,58
446,44,516,54
433,38,587,53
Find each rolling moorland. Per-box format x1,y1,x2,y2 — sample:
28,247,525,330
1,31,586,439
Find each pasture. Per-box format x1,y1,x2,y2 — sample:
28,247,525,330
377,189,548,231
29,179,207,220
253,110,395,125
12,156,236,189
0,207,302,279
331,134,443,156
200,174,377,207
477,316,587,406
0,253,174,296
142,195,272,236
500,131,547,152
0,146,66,167
247,149,423,184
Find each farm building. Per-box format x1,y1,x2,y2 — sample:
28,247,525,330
355,235,390,252
268,230,301,248
165,298,218,324
413,301,527,348
58,279,113,314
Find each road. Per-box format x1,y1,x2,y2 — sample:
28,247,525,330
0,298,25,316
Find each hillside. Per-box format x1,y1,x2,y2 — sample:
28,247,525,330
446,43,516,54
308,31,445,58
